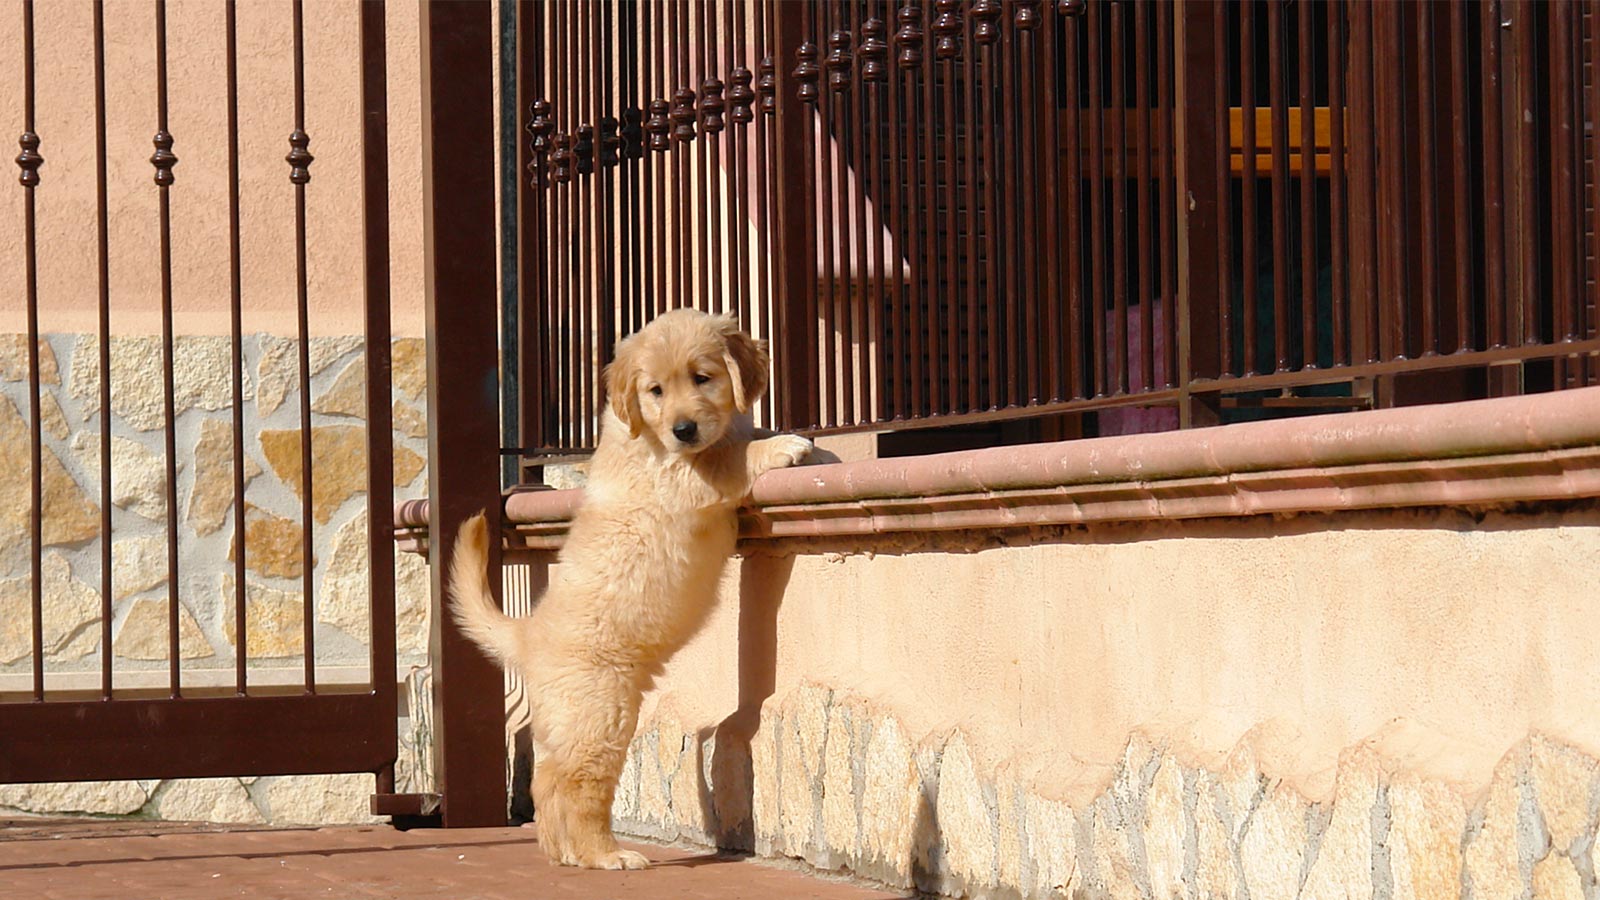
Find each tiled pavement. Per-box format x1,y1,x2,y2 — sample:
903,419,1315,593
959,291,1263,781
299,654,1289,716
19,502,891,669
0,819,910,899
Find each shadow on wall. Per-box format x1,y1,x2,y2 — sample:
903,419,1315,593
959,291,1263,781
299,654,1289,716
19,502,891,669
693,554,795,852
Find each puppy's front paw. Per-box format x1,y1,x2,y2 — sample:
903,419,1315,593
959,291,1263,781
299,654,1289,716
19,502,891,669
768,434,815,469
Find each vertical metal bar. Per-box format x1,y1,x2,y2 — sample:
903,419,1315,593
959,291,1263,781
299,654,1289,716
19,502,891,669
977,1,999,409
656,0,671,321
1297,0,1315,369
1374,1,1407,367
596,1,616,389
705,0,725,318
579,1,596,444
519,0,548,455
1109,1,1129,393
419,0,508,827
1158,0,1176,386
1511,0,1538,347
675,0,690,315
888,0,911,419
1213,0,1232,376
1086,0,1106,394
498,0,519,484
832,0,855,423
555,0,573,447
920,0,942,414
915,0,934,413
963,4,983,408
1135,0,1154,393
1348,0,1376,363
1240,0,1258,375
1329,0,1347,365
1063,6,1083,399
776,0,817,429
849,0,872,423
152,0,183,699
1587,1,1600,370
1016,2,1040,404
732,0,752,336
19,0,43,702
1175,0,1223,426
1107,0,1132,392
1449,0,1473,353
226,0,248,694
692,0,707,315
756,0,776,421
817,1,838,425
899,1,925,416
289,0,316,693
1549,0,1579,345
1268,0,1289,371
93,0,113,701
358,0,397,793
863,6,890,421
1417,0,1440,355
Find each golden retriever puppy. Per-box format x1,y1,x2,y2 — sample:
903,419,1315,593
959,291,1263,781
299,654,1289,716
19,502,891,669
448,309,813,869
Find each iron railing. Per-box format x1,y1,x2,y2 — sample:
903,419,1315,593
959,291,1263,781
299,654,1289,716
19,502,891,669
515,0,1598,458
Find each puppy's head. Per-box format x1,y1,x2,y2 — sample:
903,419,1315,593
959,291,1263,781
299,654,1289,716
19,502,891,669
603,309,770,454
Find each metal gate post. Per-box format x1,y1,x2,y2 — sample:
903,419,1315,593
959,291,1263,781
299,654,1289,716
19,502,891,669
419,0,508,828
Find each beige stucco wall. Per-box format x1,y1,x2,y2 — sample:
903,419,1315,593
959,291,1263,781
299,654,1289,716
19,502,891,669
521,505,1600,897
0,0,428,337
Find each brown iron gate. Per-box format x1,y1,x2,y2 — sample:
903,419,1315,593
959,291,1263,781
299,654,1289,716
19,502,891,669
0,0,397,790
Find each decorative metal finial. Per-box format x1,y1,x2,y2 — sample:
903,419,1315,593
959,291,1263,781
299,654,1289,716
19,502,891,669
700,75,726,134
550,131,574,183
729,66,756,124
827,30,853,91
895,3,924,68
286,129,313,185
1015,0,1042,30
758,55,778,115
860,18,889,82
933,0,963,59
15,132,42,187
972,0,1002,45
671,87,698,142
794,41,821,103
646,98,671,151
151,130,178,186
527,100,553,153
598,116,621,167
574,123,595,175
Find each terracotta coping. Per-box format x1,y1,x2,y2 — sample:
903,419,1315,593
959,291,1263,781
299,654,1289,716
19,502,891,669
395,385,1600,551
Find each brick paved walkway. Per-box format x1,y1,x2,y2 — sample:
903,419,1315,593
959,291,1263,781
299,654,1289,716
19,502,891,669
0,818,908,899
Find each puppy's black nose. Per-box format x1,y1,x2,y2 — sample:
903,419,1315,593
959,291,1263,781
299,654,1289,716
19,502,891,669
672,420,699,443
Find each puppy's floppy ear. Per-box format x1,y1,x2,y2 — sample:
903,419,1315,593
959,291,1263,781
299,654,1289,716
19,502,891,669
716,314,770,413
603,336,644,438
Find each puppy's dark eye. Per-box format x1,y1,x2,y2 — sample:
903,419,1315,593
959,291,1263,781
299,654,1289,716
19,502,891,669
692,373,711,385
649,385,663,397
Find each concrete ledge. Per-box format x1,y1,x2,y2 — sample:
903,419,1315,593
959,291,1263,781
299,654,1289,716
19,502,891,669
395,386,1600,551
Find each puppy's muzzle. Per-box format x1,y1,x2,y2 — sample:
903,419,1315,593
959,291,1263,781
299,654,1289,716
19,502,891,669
672,420,699,445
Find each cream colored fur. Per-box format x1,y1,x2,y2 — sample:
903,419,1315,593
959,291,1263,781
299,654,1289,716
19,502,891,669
449,309,813,870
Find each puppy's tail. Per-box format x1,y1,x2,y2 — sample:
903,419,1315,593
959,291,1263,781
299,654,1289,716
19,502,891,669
447,511,519,668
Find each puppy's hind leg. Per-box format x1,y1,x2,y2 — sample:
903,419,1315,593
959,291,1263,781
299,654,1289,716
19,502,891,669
556,739,649,870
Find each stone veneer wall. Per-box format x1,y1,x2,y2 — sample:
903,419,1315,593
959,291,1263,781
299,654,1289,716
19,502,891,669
493,506,1600,900
0,332,433,825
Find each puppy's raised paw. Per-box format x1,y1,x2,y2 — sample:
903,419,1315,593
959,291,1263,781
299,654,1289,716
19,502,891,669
768,434,815,469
